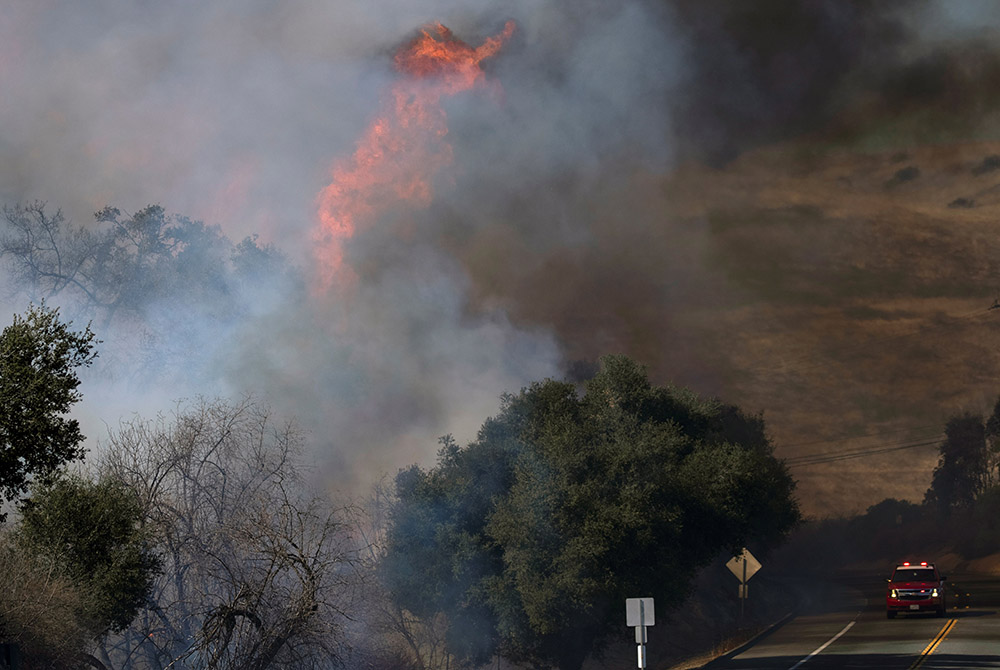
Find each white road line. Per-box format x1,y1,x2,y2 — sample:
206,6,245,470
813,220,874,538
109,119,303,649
787,620,856,670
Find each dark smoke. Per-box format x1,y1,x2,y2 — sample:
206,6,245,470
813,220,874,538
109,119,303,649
666,0,917,163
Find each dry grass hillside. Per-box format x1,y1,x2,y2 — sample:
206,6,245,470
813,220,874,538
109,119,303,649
660,139,1000,517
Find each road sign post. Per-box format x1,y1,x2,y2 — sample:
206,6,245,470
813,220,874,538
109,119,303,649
726,548,761,626
626,598,654,669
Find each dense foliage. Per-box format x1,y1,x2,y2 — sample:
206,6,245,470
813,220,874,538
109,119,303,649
383,355,799,670
779,394,1000,577
924,399,1000,514
0,474,158,670
0,304,97,514
17,474,160,635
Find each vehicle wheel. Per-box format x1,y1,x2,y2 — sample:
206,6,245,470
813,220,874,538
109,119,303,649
886,611,896,619
936,608,945,618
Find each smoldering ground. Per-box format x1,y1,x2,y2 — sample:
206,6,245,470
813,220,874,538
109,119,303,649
4,0,1000,513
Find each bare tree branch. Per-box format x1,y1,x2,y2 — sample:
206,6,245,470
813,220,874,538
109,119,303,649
98,397,361,670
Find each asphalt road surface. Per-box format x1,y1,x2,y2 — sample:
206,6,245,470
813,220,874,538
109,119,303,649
702,572,1000,669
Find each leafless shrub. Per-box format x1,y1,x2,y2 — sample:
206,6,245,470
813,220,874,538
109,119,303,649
97,396,362,670
0,530,89,668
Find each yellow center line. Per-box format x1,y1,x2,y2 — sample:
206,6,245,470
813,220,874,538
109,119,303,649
908,619,956,670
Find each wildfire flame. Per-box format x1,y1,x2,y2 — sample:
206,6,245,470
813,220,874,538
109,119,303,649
315,21,516,288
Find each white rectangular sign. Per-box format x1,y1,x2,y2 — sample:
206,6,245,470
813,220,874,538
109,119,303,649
626,597,655,627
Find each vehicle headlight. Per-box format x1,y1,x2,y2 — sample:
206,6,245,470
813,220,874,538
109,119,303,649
931,588,938,597
890,589,898,598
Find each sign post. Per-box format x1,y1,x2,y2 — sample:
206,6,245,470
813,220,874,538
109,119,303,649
626,597,654,669
726,548,761,625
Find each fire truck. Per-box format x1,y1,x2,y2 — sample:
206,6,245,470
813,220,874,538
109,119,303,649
886,561,946,618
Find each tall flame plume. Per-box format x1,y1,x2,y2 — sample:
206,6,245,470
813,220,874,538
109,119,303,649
315,21,516,288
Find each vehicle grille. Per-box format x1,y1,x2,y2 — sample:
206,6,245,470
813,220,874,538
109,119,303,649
896,589,934,600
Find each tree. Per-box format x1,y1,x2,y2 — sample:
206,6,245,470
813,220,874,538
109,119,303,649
923,400,1000,515
0,303,97,516
925,414,989,514
983,396,1000,489
16,474,160,637
0,201,300,386
382,355,799,670
0,203,104,310
97,397,360,670
1,202,230,330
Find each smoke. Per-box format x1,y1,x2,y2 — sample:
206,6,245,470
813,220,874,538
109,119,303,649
4,0,1000,510
0,0,589,489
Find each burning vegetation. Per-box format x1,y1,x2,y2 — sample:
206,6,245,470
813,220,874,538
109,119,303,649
315,21,516,288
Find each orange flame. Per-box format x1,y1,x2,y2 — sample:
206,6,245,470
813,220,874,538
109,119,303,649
315,21,516,288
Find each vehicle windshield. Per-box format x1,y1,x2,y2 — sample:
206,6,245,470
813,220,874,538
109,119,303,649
891,568,937,582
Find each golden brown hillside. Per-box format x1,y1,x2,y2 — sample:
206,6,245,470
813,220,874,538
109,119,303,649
668,141,1000,516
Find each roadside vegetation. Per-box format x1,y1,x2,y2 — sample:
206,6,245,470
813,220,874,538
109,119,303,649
381,355,799,670
779,401,1000,574
0,260,801,669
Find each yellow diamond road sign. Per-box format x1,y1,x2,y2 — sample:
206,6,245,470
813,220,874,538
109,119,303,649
726,548,761,583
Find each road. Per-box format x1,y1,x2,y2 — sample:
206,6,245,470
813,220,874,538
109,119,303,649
701,572,1000,669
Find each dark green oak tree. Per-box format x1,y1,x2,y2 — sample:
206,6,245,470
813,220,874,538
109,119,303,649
16,474,161,636
0,303,97,516
382,355,800,670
